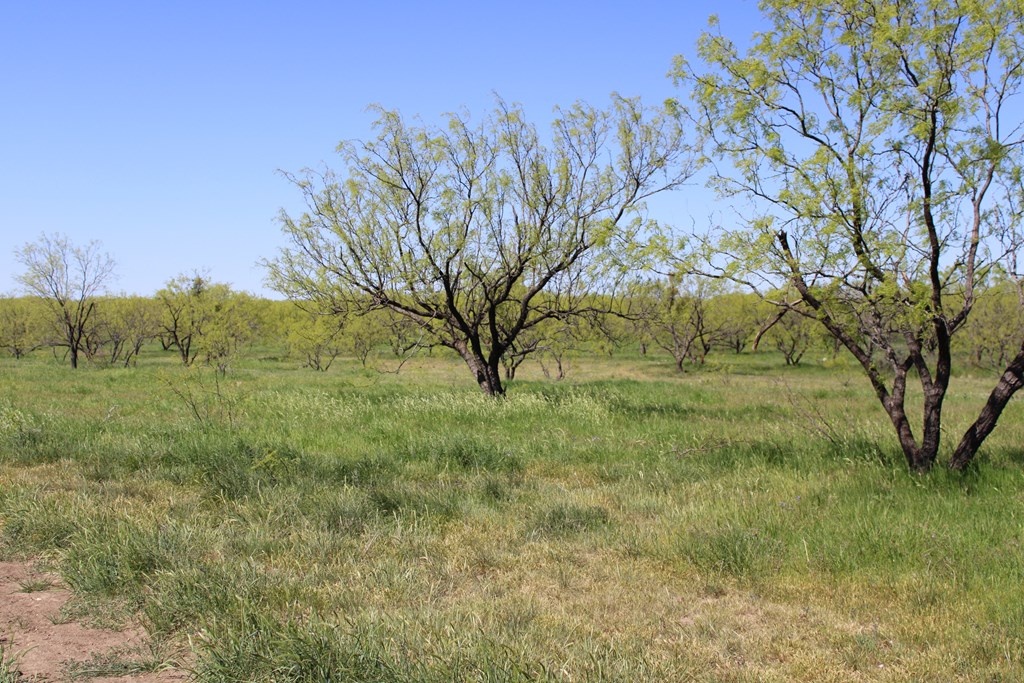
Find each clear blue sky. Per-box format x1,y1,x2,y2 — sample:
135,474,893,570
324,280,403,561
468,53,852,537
0,1,760,297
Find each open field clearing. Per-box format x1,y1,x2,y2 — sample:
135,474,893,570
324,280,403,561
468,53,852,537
1,351,1022,681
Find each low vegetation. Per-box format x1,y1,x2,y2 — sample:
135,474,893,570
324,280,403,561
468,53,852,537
1,347,1022,681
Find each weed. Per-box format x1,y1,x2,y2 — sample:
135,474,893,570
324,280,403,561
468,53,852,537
0,640,23,683
16,576,57,593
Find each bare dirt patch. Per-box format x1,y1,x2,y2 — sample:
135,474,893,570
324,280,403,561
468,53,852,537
0,561,187,682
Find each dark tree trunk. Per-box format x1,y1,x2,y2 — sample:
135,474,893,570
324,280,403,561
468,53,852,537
884,403,927,472
949,345,1024,470
68,325,80,369
458,344,505,396
477,360,505,396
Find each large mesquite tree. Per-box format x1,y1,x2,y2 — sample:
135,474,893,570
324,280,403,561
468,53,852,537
677,0,1024,471
267,97,691,395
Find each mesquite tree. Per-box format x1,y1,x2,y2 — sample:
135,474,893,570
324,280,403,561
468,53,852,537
14,234,117,369
677,0,1024,471
267,97,691,395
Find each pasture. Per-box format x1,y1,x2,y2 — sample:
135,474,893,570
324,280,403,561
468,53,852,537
1,350,1022,681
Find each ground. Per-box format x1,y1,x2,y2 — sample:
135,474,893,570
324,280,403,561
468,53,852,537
0,562,186,682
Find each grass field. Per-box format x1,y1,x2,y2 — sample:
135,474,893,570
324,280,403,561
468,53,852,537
1,348,1023,681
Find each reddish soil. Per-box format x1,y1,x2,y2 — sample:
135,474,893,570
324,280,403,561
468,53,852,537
0,562,188,682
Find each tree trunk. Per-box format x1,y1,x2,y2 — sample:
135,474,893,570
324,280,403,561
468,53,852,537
458,344,505,396
477,360,505,396
949,345,1024,470
68,325,80,369
881,366,934,472
884,403,927,472
916,389,946,472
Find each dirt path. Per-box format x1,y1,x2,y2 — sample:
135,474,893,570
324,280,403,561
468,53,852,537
0,562,188,682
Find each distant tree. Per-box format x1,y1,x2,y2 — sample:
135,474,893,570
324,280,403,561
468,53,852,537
86,296,160,366
266,97,692,395
286,308,347,371
959,279,1024,369
646,275,723,371
499,312,584,381
14,234,117,368
708,291,761,354
202,290,259,373
158,273,211,365
158,274,253,371
0,296,48,359
757,305,820,366
589,305,639,357
677,0,1024,471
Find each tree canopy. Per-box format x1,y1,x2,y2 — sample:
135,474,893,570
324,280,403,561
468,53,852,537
14,234,117,369
676,0,1024,470
267,97,692,395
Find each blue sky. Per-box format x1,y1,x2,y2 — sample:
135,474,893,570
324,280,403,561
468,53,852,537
0,1,760,297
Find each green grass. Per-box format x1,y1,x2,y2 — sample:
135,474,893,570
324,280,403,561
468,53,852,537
0,640,23,683
0,347,1022,681
62,643,173,680
16,576,57,593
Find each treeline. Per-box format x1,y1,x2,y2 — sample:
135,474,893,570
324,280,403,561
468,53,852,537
3,273,1020,375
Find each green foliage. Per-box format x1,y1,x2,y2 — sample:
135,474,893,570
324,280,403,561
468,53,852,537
266,96,693,395
13,233,117,368
0,640,23,683
642,275,729,370
157,273,256,371
959,279,1024,368
0,297,49,359
676,0,1024,470
283,307,345,371
706,291,761,354
84,295,161,366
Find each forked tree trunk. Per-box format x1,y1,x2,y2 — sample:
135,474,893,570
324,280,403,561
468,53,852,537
472,359,505,396
457,343,505,396
881,368,946,473
949,345,1024,470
